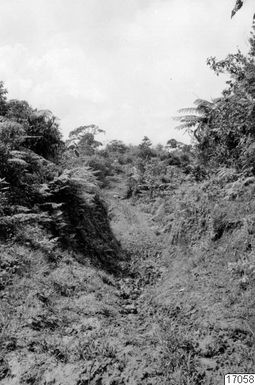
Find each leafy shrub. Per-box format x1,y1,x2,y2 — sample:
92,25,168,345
37,168,120,266
0,83,119,269
84,155,113,186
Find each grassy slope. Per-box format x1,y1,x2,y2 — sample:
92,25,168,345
1,174,255,384
141,174,255,382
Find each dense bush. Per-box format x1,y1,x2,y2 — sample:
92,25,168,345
0,84,119,266
175,24,255,175
84,155,113,186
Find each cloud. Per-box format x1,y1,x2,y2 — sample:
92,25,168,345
0,0,254,143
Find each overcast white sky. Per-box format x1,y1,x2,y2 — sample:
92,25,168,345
0,0,254,144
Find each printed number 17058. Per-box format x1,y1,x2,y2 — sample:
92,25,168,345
225,374,255,384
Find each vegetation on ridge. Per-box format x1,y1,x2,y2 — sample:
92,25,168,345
1,5,255,385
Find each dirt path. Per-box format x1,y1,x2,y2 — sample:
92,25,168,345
102,182,255,384
4,178,253,384
1,180,169,385
99,186,168,384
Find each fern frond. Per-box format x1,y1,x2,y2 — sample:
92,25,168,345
177,107,205,115
0,117,10,123
38,183,53,197
175,123,197,131
8,158,28,166
177,115,204,123
0,212,50,225
0,178,8,185
173,116,182,121
193,99,214,108
9,150,27,158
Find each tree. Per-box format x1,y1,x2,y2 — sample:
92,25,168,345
66,125,105,156
0,81,8,116
174,99,217,143
176,23,255,171
138,136,154,159
167,139,178,149
25,109,63,162
0,121,25,149
0,96,64,163
105,140,128,155
140,136,152,148
6,99,32,124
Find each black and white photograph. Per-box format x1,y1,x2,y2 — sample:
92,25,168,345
0,1,255,384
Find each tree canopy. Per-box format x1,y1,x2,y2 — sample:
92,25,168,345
176,22,255,173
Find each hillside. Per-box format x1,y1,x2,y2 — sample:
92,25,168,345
2,13,255,384
1,171,254,385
